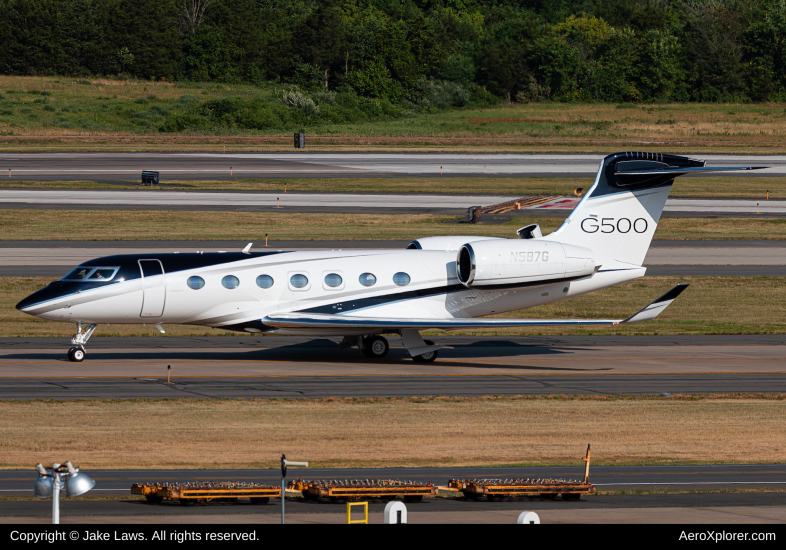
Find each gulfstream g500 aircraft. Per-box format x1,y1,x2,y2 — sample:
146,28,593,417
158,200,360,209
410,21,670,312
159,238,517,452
17,152,763,362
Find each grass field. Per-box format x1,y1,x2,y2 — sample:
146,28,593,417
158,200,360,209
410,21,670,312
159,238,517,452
3,176,784,200
1,210,785,241
0,395,783,469
5,276,785,337
2,76,786,153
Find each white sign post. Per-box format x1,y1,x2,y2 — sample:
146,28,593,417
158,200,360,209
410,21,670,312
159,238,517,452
280,454,308,525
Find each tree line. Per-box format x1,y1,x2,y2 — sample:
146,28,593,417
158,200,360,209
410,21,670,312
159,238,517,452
1,0,785,104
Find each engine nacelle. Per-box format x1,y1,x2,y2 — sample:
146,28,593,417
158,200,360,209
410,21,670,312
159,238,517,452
407,236,503,251
456,239,595,288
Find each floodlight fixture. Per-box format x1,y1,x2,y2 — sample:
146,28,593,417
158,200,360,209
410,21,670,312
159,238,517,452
33,474,54,499
33,462,94,524
66,472,95,497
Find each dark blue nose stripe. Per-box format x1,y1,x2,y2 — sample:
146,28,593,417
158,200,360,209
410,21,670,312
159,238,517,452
16,251,289,311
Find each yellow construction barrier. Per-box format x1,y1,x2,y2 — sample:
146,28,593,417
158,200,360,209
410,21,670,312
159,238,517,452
347,501,368,524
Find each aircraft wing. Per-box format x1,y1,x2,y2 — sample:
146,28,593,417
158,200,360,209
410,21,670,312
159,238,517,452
263,284,689,330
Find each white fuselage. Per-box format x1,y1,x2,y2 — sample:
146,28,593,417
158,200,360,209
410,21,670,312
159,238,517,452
19,247,643,336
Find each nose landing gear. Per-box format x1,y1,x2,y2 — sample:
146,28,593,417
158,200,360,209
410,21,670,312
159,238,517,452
67,347,85,362
67,323,97,362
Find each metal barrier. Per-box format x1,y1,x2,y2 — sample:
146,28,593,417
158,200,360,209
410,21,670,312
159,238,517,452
347,501,368,524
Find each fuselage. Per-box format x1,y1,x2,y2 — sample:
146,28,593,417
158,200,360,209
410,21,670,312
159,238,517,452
16,248,642,336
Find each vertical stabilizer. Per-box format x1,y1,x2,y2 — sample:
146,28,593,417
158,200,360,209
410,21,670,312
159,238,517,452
544,152,702,268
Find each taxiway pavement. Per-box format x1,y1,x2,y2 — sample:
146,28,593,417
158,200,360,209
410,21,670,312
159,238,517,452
0,336,783,399
3,495,785,523
2,245,783,266
2,239,783,277
2,189,785,216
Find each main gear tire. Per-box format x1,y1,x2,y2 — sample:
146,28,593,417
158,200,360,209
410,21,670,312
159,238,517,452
361,336,389,359
411,340,438,363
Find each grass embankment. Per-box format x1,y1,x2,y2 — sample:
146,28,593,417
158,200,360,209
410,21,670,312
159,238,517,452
2,76,786,153
3,176,785,200
5,277,785,337
0,395,783,469
2,210,786,241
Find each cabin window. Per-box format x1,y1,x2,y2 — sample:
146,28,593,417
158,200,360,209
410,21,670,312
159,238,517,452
359,273,376,287
393,272,411,286
324,273,343,288
290,274,309,289
256,275,274,289
187,276,205,290
221,275,240,289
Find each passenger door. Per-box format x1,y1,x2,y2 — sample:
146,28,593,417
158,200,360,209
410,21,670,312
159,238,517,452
139,260,166,318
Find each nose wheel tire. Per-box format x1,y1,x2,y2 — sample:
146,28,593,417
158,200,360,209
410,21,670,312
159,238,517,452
361,336,389,359
67,347,85,362
411,340,438,363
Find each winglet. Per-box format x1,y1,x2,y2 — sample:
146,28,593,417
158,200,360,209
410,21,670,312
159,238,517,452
242,243,253,254
620,283,689,324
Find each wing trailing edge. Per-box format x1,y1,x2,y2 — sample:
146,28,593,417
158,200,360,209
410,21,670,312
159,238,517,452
263,284,689,330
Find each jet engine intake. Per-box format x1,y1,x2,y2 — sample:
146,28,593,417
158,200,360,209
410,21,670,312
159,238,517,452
456,240,595,288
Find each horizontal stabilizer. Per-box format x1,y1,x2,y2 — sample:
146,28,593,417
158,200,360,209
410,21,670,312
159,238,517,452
263,284,688,330
615,166,767,176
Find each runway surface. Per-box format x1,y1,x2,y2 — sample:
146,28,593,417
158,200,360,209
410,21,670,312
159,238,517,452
2,464,785,498
2,188,785,215
2,153,784,179
1,336,783,398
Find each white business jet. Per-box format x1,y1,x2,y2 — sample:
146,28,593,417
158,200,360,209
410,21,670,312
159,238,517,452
17,152,763,362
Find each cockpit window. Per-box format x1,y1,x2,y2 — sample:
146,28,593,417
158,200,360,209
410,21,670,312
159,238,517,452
62,266,119,282
88,268,118,280
63,267,92,280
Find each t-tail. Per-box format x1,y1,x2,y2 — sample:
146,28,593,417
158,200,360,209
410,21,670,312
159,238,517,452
544,152,765,270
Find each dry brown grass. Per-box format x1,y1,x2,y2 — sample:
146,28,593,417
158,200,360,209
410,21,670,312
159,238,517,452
0,396,783,469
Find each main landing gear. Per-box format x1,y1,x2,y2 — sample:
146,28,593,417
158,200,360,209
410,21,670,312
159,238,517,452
348,331,440,363
360,335,389,359
67,323,97,362
411,340,438,363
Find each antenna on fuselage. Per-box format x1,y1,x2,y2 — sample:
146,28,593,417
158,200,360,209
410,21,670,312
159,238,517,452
242,243,253,254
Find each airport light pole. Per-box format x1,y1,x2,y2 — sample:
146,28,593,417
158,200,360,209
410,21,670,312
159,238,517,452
280,454,308,524
34,462,95,524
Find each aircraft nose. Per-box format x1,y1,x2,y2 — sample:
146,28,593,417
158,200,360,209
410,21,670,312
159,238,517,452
16,283,65,313
16,292,42,312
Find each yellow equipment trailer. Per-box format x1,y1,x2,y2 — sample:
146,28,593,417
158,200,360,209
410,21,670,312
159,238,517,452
131,481,280,505
449,444,595,501
289,479,436,503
